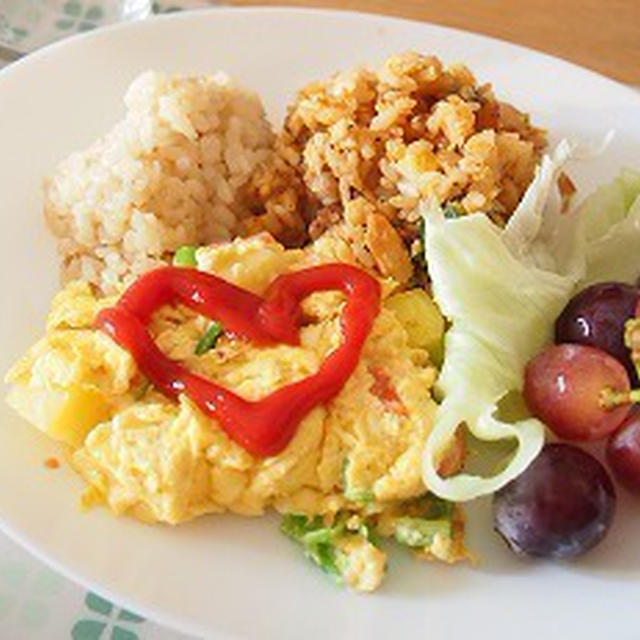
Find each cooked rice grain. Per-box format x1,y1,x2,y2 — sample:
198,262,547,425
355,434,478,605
44,71,275,292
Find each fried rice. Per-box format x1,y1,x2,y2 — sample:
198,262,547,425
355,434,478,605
246,52,547,283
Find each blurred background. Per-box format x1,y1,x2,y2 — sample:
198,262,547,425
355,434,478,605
1,0,638,83
229,0,639,84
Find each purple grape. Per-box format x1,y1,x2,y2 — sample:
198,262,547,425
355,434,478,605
608,408,640,494
555,282,639,382
493,444,616,559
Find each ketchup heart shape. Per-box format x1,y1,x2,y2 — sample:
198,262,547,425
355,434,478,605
96,263,381,456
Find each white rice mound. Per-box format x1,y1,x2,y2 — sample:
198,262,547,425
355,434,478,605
44,71,275,293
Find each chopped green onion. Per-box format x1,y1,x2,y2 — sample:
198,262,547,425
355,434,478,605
344,488,375,503
355,520,381,546
173,245,197,267
341,458,375,503
281,512,382,583
314,543,341,576
281,514,342,578
194,322,223,355
281,514,333,542
302,528,335,547
393,517,452,548
421,494,454,520
443,202,463,219
134,379,152,400
280,513,319,539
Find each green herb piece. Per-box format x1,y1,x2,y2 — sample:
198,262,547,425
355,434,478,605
389,494,454,549
393,517,452,547
356,520,381,547
194,322,223,355
173,245,197,267
281,512,384,585
414,495,452,520
341,458,375,503
313,542,341,577
443,202,464,219
281,513,317,539
344,488,375,503
280,514,345,579
134,379,152,400
280,513,321,539
301,527,335,547
281,514,343,544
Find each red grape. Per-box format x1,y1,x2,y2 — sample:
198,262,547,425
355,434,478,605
555,282,639,382
524,344,631,441
493,443,616,559
607,409,640,494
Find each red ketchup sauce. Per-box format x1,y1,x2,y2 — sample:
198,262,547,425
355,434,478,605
95,263,381,457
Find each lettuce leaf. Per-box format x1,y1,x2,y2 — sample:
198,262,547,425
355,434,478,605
421,142,581,501
581,168,640,242
579,169,640,285
502,140,583,277
421,214,573,500
421,146,640,502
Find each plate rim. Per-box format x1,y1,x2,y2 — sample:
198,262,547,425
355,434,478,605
1,7,639,638
1,4,639,101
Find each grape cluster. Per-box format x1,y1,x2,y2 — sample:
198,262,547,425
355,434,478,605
494,282,640,559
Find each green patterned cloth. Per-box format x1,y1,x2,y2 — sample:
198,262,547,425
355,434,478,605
0,1,210,55
0,534,196,639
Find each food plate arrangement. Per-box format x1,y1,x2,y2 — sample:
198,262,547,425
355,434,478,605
0,8,639,639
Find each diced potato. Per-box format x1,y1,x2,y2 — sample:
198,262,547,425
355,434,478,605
384,289,445,364
6,384,111,448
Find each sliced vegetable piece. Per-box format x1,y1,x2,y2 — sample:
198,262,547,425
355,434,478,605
385,289,445,364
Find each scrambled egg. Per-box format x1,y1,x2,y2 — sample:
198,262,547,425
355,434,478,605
5,234,466,591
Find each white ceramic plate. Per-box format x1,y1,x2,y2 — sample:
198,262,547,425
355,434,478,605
1,8,639,639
